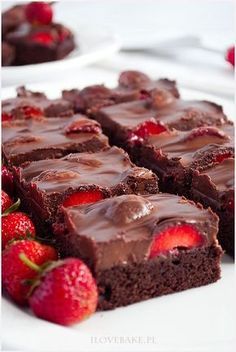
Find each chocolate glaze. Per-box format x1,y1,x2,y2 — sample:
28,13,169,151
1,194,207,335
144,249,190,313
200,158,234,191
2,115,108,165
2,41,15,66
2,86,73,119
2,5,25,39
62,71,179,113
57,193,218,271
98,98,228,132
146,124,234,167
18,146,156,193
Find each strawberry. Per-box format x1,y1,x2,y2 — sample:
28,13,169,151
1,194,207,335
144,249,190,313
63,190,104,207
2,240,57,305
213,152,232,164
1,166,14,195
1,190,13,213
149,224,205,258
2,112,13,122
30,32,54,45
19,106,43,119
29,258,98,325
25,2,53,25
132,120,167,139
226,46,235,67
2,211,36,250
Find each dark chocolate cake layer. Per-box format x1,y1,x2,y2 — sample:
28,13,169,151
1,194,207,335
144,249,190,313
54,193,222,309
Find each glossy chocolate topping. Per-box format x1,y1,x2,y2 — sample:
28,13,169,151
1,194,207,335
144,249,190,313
2,86,73,118
147,124,233,166
62,193,218,271
19,147,155,193
62,71,179,113
2,115,107,158
200,158,234,191
99,98,227,130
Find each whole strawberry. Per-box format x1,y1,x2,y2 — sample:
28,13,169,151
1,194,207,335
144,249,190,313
2,210,36,250
1,190,13,213
1,166,14,195
2,240,57,305
226,46,235,67
25,2,53,25
29,258,98,325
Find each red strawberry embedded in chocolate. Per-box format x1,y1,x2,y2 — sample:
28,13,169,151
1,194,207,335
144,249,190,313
2,112,13,122
25,2,53,26
149,224,205,258
132,119,167,139
30,32,54,45
185,126,229,143
63,190,104,207
213,152,232,164
1,190,13,213
19,106,43,119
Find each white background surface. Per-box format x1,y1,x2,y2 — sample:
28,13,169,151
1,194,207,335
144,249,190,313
1,1,235,351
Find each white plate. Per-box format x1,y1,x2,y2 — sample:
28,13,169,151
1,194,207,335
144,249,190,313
2,73,235,352
2,26,121,87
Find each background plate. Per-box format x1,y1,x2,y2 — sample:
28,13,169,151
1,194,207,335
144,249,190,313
2,70,235,352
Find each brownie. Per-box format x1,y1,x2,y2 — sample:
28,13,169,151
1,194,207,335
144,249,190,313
14,147,159,230
94,94,229,148
5,22,75,65
62,70,179,114
2,86,74,121
2,41,15,66
191,158,234,257
2,115,109,166
2,4,26,39
53,193,222,310
136,123,234,195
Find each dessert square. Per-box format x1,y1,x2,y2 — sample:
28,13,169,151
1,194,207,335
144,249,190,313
94,95,229,148
2,115,109,166
191,158,234,257
2,87,74,121
14,147,158,231
136,123,234,195
62,70,180,115
54,193,222,310
5,22,75,65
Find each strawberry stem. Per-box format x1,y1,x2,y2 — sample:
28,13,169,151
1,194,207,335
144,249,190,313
19,253,42,273
2,198,21,217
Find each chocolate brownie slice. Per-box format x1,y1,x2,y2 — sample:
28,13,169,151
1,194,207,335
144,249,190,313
136,123,234,195
14,147,158,231
62,70,179,114
191,158,234,257
2,86,73,121
94,93,228,148
2,115,109,166
5,22,75,65
54,193,222,310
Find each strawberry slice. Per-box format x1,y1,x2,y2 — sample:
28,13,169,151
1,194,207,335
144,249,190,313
213,152,232,164
149,224,204,258
63,190,104,207
20,106,43,119
133,120,167,139
30,32,54,45
2,112,13,122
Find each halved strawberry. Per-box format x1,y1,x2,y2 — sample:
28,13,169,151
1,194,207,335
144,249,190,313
30,32,54,45
20,106,43,119
213,152,232,164
2,112,13,122
149,224,204,258
132,120,167,139
63,190,104,208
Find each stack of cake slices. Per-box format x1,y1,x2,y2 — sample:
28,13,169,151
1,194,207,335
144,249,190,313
2,70,234,310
